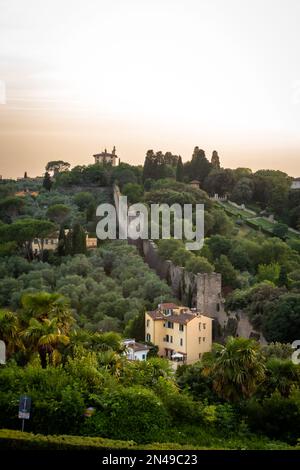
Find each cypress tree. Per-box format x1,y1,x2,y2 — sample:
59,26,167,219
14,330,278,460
278,266,289,288
176,156,184,182
65,229,73,256
86,202,96,222
57,226,66,257
71,223,87,254
43,171,52,191
190,147,211,183
211,150,221,169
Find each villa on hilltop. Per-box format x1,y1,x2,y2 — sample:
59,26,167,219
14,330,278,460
93,146,118,166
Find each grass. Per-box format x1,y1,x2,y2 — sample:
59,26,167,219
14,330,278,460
218,202,300,240
218,202,252,218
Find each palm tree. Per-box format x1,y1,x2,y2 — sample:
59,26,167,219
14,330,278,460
21,292,74,334
203,337,265,402
0,309,22,357
97,350,125,378
22,317,70,367
263,358,300,397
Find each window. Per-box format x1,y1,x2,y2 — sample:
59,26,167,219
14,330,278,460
146,333,151,342
203,337,206,342
216,303,220,312
198,323,201,331
180,338,183,347
45,239,48,245
198,337,201,344
165,335,169,342
170,336,173,343
34,239,38,244
203,323,206,330
179,324,184,332
146,319,150,328
163,308,172,316
142,354,146,360
167,321,174,329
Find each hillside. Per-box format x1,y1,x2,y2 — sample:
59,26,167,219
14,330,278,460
0,152,300,449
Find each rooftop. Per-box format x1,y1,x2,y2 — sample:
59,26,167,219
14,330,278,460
123,339,150,352
93,152,117,157
94,146,117,158
147,303,212,324
158,303,178,310
147,309,198,325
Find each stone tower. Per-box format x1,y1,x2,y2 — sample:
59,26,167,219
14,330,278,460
196,273,223,317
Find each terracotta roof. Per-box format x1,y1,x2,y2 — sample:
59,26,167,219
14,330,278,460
132,342,150,352
167,313,197,325
124,340,150,352
147,310,197,325
159,303,178,309
147,310,164,320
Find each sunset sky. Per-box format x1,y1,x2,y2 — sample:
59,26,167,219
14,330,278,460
1,0,300,178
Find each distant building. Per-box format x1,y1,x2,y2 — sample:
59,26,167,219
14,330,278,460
291,178,300,190
123,339,150,361
16,176,43,182
145,303,213,365
93,146,118,166
15,190,39,197
86,235,98,249
190,180,200,189
32,231,97,253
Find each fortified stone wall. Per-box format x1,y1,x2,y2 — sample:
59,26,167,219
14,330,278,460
132,238,223,318
113,184,266,344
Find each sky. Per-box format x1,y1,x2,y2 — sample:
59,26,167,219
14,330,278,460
0,0,300,178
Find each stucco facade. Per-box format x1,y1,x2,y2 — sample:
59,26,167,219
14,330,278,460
145,303,212,365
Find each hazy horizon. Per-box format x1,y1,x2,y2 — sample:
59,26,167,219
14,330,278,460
1,0,300,178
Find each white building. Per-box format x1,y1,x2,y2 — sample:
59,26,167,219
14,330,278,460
123,339,150,361
291,178,300,190
93,147,118,166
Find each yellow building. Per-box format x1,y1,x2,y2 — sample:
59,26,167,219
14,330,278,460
86,235,98,248
32,231,97,253
189,180,200,189
145,303,212,365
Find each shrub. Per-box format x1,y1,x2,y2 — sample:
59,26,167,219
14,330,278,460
245,391,300,444
162,392,201,424
0,364,85,435
81,386,170,443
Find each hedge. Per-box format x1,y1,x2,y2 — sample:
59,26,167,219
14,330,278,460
0,429,210,450
0,429,136,450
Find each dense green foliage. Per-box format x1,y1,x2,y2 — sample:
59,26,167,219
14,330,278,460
0,243,172,333
0,336,299,448
0,152,300,450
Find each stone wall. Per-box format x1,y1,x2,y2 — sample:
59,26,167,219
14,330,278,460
113,184,267,344
132,238,223,317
